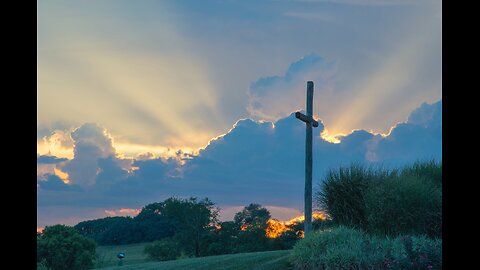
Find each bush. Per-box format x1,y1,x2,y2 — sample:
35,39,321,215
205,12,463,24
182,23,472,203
401,160,442,189
364,174,442,237
37,225,96,270
291,226,442,270
144,238,181,261
383,235,442,269
316,161,442,237
291,226,386,269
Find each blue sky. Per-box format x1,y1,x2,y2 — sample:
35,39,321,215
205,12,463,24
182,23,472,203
37,0,441,228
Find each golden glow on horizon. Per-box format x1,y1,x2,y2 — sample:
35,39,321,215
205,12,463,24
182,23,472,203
265,212,327,238
104,208,141,217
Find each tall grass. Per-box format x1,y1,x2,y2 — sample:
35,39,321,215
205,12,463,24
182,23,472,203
315,160,442,237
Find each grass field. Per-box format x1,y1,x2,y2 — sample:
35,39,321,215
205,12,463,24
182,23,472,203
94,243,292,270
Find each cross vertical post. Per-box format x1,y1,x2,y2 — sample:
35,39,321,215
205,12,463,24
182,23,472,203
295,81,318,236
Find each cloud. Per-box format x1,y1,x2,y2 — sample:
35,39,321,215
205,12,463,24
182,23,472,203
37,174,81,192
371,100,442,163
61,123,116,186
37,101,441,227
37,130,75,159
247,54,336,121
104,208,141,217
37,155,68,164
407,100,442,127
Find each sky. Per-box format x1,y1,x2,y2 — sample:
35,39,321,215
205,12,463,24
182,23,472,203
37,0,442,228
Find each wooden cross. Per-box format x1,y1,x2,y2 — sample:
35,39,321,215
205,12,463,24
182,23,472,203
295,81,318,236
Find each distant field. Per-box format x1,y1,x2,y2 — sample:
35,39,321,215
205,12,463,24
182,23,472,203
94,243,292,270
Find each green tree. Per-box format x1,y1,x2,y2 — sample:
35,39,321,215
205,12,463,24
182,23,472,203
37,224,96,270
234,203,271,229
144,197,219,257
234,203,271,252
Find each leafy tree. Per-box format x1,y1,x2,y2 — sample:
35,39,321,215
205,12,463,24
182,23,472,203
234,203,271,252
74,212,176,245
143,197,219,257
203,221,240,255
134,205,177,242
234,203,271,229
75,216,141,245
37,224,96,270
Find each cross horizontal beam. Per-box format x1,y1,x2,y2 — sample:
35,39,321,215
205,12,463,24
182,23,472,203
295,111,319,127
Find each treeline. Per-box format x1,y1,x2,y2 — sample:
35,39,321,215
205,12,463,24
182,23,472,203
74,198,328,259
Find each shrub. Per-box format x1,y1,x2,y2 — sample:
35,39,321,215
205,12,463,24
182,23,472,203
316,161,442,237
364,174,442,237
400,160,442,189
37,225,96,270
144,238,181,261
291,226,442,270
383,235,442,269
291,226,385,270
316,164,396,230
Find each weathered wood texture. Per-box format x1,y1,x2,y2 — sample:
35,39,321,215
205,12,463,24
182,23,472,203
295,81,317,236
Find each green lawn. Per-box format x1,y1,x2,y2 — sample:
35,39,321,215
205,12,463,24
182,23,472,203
95,243,149,268
94,243,292,270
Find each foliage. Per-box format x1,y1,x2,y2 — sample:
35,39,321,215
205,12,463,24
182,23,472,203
291,226,384,270
134,207,177,242
202,221,239,256
234,203,271,229
234,203,272,253
400,160,442,189
364,174,442,237
75,215,176,245
144,238,181,261
37,259,49,270
315,164,389,230
291,226,442,270
382,235,442,269
315,160,442,237
37,224,97,270
147,197,219,257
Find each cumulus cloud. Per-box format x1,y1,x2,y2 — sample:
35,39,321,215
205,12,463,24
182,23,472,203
372,100,442,164
247,54,336,121
37,101,441,227
61,123,117,186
